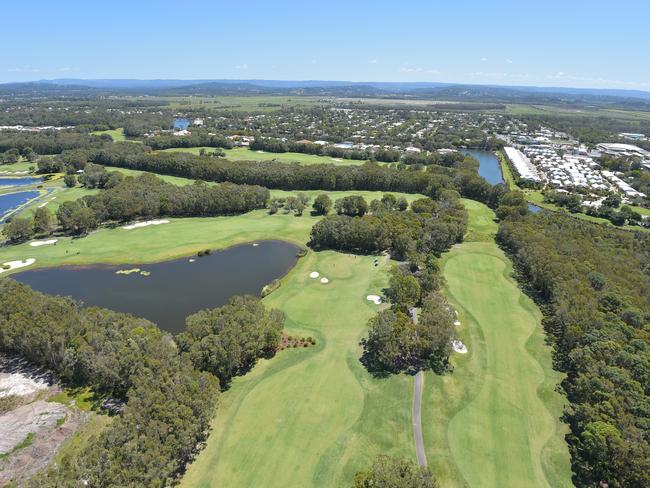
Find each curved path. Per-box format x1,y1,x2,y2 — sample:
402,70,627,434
412,370,427,467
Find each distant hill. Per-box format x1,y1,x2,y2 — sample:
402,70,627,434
1,79,649,108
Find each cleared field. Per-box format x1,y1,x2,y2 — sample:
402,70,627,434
159,146,369,166
0,160,35,174
90,128,126,142
422,200,573,488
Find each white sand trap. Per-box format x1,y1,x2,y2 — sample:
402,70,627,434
30,239,58,247
320,277,329,284
256,150,266,153
0,258,36,274
451,340,468,354
122,219,170,230
332,158,343,162
309,271,320,278
0,371,49,398
453,320,461,326
366,294,382,304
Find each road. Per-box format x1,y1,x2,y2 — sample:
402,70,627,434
408,306,428,467
412,370,427,467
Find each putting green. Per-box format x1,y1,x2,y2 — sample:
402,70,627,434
422,201,573,488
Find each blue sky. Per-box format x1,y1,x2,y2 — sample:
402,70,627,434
3,0,649,90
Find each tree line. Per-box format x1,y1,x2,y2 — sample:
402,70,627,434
497,212,650,488
3,172,269,241
83,143,498,204
310,192,468,257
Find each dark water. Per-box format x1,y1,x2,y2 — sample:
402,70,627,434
465,150,504,185
13,240,301,334
0,191,40,222
173,118,190,130
0,177,42,187
528,203,542,213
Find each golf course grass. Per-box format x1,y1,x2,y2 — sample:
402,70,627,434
0,193,574,488
159,146,370,166
180,250,414,488
90,128,126,142
421,199,573,488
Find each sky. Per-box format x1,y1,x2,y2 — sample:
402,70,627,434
2,0,649,91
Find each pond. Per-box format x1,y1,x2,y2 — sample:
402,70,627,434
528,203,542,213
0,177,42,187
465,150,504,185
0,191,40,222
173,118,190,130
12,240,301,334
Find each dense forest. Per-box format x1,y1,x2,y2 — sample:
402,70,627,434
497,213,650,488
0,280,284,486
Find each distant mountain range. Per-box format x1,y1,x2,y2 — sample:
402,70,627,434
1,79,649,106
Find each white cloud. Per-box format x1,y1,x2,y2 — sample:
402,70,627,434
480,57,488,62
505,59,513,64
234,63,249,70
368,59,378,65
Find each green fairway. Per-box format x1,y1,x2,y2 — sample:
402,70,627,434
90,128,126,141
159,146,370,166
181,250,414,488
422,200,573,488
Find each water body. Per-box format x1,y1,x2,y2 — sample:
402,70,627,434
173,118,190,130
0,191,40,222
13,240,301,334
465,150,504,185
528,203,542,213
0,177,42,187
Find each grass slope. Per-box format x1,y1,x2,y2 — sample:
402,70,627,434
422,200,573,488
159,147,369,166
90,128,126,142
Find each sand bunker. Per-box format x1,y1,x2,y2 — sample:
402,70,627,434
122,219,170,230
320,277,329,284
30,239,57,247
256,150,266,153
115,268,140,275
451,340,468,354
0,258,35,274
309,271,320,278
454,320,461,326
332,158,343,162
366,295,382,304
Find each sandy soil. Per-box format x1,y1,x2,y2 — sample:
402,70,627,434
122,219,170,230
29,239,58,247
0,258,35,274
0,356,88,487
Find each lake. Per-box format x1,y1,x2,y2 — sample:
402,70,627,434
0,177,42,187
0,191,40,222
465,150,504,185
173,118,190,130
13,240,301,334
